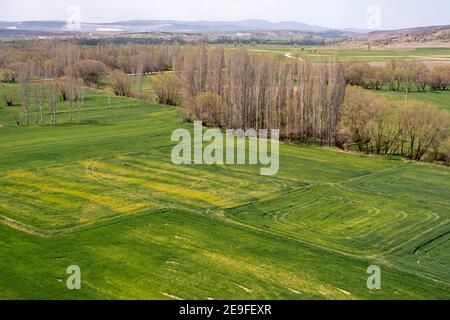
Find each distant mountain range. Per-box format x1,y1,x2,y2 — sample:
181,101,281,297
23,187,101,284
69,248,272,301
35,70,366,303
0,19,367,34
3,19,448,47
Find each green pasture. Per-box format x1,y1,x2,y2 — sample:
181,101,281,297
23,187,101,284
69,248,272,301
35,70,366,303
372,89,450,113
246,46,450,63
0,83,449,299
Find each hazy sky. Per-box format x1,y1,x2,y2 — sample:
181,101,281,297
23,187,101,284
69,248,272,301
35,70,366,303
1,0,449,30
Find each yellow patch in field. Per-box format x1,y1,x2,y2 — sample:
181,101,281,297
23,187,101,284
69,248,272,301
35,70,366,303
0,201,21,213
134,158,247,185
2,185,80,209
6,170,34,179
6,170,149,214
86,161,225,205
116,156,208,183
117,158,260,201
120,202,155,213
148,110,172,117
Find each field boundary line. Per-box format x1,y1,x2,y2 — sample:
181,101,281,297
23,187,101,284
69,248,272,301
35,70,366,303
0,208,171,238
0,215,49,238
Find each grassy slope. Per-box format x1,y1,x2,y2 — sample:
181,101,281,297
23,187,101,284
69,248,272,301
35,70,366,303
0,84,449,299
372,89,450,113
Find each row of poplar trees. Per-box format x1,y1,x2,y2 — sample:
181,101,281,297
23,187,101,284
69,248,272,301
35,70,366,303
173,47,346,146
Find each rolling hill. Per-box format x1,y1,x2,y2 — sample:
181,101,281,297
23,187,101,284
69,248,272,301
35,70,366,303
0,19,329,33
0,20,359,44
347,25,450,48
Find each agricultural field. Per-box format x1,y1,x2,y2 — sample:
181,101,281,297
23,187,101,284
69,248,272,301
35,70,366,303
0,82,449,299
247,46,450,63
372,89,450,113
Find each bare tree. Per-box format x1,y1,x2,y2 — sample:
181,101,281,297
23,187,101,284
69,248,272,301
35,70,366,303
48,80,58,124
109,70,133,97
176,47,346,145
340,86,372,152
67,77,83,121
152,73,182,106
19,74,31,125
73,60,109,87
38,82,45,124
78,87,85,124
3,92,14,106
400,102,449,160
441,137,450,166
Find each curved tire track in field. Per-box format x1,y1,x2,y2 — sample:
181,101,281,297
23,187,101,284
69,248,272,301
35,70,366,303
413,229,450,265
413,229,450,255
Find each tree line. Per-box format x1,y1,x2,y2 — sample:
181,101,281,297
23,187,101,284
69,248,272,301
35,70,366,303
339,86,449,163
0,42,178,82
172,46,346,146
1,42,180,124
165,47,450,164
2,42,450,165
345,60,450,92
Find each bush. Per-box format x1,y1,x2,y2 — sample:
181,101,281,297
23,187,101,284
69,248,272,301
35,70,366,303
194,92,222,126
152,74,182,106
429,65,450,91
73,60,109,87
339,86,450,160
9,108,22,126
109,70,133,97
344,60,450,93
345,63,369,86
4,92,14,106
440,137,450,166
1,62,24,83
2,68,18,83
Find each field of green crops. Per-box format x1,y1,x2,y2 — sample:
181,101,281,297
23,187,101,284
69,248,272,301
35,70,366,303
0,83,449,299
372,89,450,113
246,46,450,63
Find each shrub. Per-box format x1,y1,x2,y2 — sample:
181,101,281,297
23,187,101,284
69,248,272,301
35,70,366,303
9,108,22,126
4,92,14,106
73,60,109,87
109,70,133,97
345,63,369,87
440,137,450,166
152,74,182,106
2,68,18,83
194,92,222,126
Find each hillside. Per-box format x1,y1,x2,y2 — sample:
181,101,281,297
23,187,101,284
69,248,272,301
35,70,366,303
0,20,357,44
0,19,328,33
347,25,450,48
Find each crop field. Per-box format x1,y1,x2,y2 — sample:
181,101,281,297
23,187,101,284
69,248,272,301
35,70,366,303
246,46,450,63
0,83,449,300
372,89,450,113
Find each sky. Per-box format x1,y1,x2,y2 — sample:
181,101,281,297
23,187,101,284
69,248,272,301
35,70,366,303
1,0,450,30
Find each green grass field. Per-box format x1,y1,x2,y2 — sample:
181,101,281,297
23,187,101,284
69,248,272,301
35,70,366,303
372,89,450,113
0,83,449,299
246,46,450,63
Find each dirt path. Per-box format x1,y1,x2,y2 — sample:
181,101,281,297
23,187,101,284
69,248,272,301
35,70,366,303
284,53,305,62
